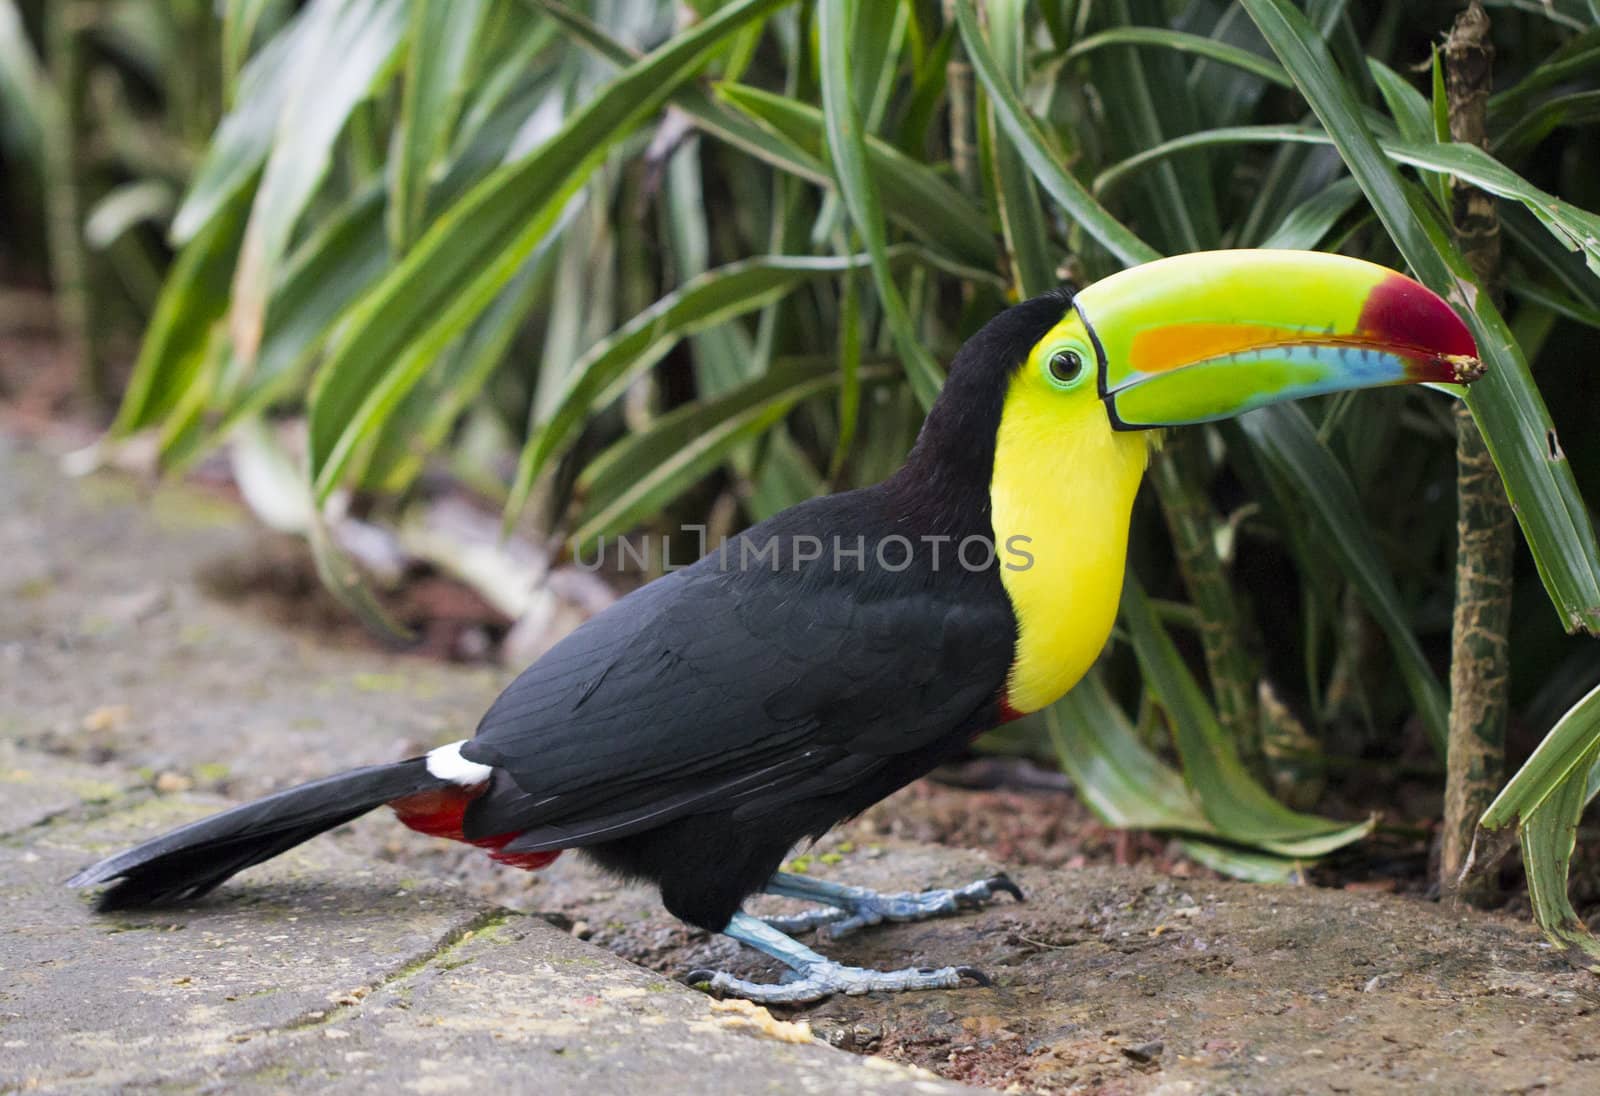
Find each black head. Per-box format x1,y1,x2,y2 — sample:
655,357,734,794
890,288,1078,521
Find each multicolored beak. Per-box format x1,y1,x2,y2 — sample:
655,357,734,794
1072,250,1484,429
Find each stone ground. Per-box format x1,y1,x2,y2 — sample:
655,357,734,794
3,433,1599,1095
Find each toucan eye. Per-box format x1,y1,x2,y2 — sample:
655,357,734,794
1048,349,1085,385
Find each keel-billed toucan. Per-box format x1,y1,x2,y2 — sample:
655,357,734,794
71,251,1482,1003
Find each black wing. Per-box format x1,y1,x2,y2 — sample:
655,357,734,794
459,493,1014,849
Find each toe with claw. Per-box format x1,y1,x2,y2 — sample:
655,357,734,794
697,911,999,1004
686,959,991,1005
762,871,1025,939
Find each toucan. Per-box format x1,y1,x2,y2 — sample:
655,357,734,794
70,250,1482,1004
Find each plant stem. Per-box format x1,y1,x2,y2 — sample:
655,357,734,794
1440,1,1513,908
1150,432,1264,772
42,0,103,409
942,0,979,197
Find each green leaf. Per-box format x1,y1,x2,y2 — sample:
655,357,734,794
1494,89,1600,162
1487,29,1600,127
1478,0,1588,32
808,0,907,248
1258,177,1362,249
1519,748,1600,967
1503,202,1600,315
1050,667,1340,882
307,510,415,645
1478,683,1600,836
1062,26,1293,91
230,0,407,364
171,3,307,244
571,381,837,550
1121,574,1374,856
1234,404,1450,755
0,0,50,164
84,180,176,250
749,427,826,521
308,0,794,502
982,0,1055,299
1096,124,1600,281
1178,839,1308,883
572,363,894,545
389,0,487,254
1430,48,1449,145
532,2,844,198
511,250,921,521
221,0,291,95
899,18,955,157
818,0,943,410
362,232,556,495
1425,146,1585,237
156,183,396,474
1038,0,1073,51
113,188,252,437
1368,58,1429,140
1508,277,1600,332
1088,0,1217,253
714,83,997,270
230,184,390,412
952,0,1159,268
1242,0,1600,635
1048,669,1215,834
1367,57,1447,212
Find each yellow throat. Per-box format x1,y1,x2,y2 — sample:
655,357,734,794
989,351,1149,714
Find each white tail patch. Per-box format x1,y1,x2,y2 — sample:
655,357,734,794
426,740,494,786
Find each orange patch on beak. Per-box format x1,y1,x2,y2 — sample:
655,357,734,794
1128,322,1301,375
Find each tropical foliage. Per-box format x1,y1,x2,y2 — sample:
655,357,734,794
4,0,1600,956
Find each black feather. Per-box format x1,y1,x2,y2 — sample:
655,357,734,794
451,291,1076,930
67,760,438,910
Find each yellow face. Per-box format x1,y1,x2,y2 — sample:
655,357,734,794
988,312,1149,714
980,249,1484,715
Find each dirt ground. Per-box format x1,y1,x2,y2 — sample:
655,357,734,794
354,767,1600,1093
352,818,1599,1094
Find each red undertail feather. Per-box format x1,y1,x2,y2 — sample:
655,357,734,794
389,785,561,871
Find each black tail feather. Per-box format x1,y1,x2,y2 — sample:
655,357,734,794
68,759,440,910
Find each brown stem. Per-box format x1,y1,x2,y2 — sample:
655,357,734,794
942,0,979,198
1440,1,1513,909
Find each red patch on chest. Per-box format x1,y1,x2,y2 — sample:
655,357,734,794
997,693,1027,724
969,691,1027,740
389,785,561,871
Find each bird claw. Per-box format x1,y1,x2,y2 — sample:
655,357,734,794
767,872,1025,940
683,968,719,988
985,872,1026,903
956,965,993,987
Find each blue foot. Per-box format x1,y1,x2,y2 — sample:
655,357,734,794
685,913,992,1005
760,870,1023,938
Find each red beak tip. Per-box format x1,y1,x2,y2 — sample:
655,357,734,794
1360,273,1480,361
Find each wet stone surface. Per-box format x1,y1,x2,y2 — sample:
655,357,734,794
4,434,1599,1094
0,440,965,1095
1,767,966,1094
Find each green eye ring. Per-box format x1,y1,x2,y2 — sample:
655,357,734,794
1045,347,1088,388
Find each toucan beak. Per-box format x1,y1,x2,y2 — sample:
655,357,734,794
1073,250,1484,429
